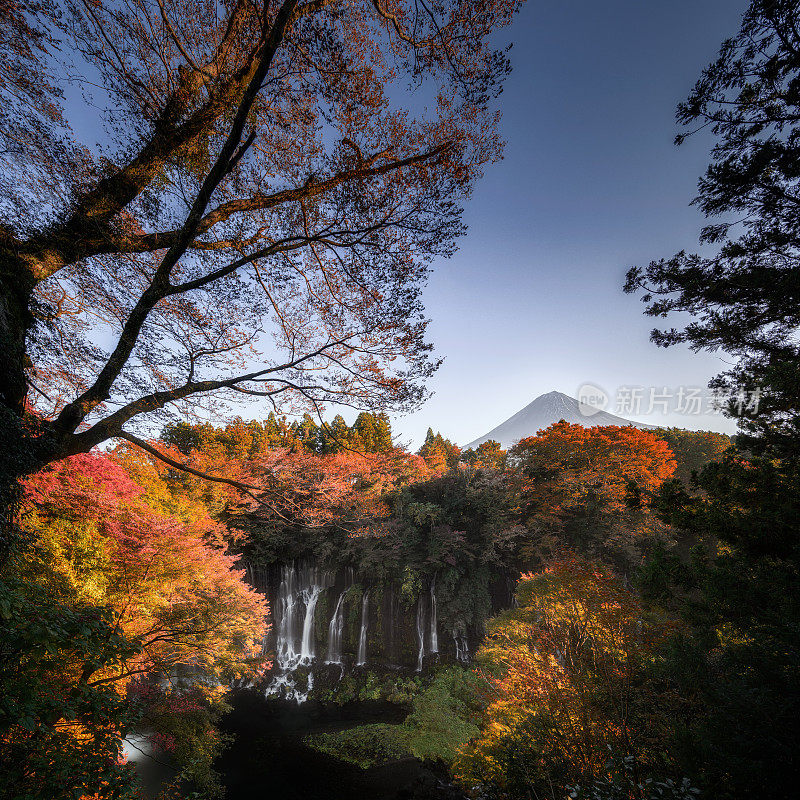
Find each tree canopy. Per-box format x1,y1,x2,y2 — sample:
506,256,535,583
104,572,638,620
0,0,524,534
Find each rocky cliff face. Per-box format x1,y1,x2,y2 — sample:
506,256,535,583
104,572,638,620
246,561,490,701
465,390,653,449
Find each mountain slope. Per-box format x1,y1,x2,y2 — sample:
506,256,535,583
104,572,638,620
464,391,653,450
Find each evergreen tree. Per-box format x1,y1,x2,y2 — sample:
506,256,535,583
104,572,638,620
418,428,457,472
625,0,800,459
374,413,394,452
161,421,206,456
353,413,379,452
264,413,282,448
324,415,352,454
298,413,321,453
626,5,800,796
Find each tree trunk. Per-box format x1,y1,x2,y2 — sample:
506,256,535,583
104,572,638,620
0,238,38,557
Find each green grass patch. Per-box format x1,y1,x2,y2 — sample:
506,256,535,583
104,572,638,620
305,723,411,768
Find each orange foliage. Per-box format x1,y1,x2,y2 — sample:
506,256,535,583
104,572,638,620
113,438,430,537
512,422,677,517
21,453,268,688
454,559,677,793
239,447,431,534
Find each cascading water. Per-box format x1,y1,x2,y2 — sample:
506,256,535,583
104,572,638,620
416,595,426,672
429,576,438,654
453,628,470,663
300,584,322,661
275,564,297,665
249,561,482,701
325,590,347,664
356,591,369,665
265,562,332,702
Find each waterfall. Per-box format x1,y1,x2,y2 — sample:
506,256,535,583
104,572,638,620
300,584,322,661
276,564,298,667
453,628,470,663
416,595,426,672
429,576,438,653
356,590,369,665
325,590,347,664
265,562,332,702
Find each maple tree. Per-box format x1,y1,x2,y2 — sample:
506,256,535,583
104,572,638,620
509,423,677,571
454,559,678,798
0,0,525,545
20,452,268,686
0,576,141,800
1,451,268,798
114,424,429,538
512,423,677,514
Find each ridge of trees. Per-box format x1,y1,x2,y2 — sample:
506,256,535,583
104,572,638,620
162,410,395,458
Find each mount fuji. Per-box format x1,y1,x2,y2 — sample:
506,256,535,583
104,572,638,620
464,390,654,450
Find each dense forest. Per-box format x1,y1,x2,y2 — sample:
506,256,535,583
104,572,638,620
3,1,800,799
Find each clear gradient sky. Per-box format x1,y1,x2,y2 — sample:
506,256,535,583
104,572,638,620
391,0,749,449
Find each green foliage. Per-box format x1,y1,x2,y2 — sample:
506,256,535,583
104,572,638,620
621,6,800,787
567,753,700,800
636,540,694,604
630,451,800,800
402,667,483,762
306,666,482,768
650,428,731,487
647,410,800,799
0,572,141,800
305,723,410,769
387,470,518,632
624,1,800,459
162,411,395,458
134,684,232,797
311,670,422,706
460,440,508,471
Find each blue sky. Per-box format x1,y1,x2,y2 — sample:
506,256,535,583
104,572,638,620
391,0,748,448
61,0,749,448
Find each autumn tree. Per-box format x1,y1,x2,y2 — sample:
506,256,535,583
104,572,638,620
510,423,677,571
454,560,678,799
20,453,268,685
0,579,140,800
0,0,524,540
2,451,267,797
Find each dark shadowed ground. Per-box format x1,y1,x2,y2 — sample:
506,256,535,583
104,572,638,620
215,690,464,800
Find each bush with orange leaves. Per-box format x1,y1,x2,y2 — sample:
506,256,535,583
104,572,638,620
453,559,679,799
112,437,430,540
